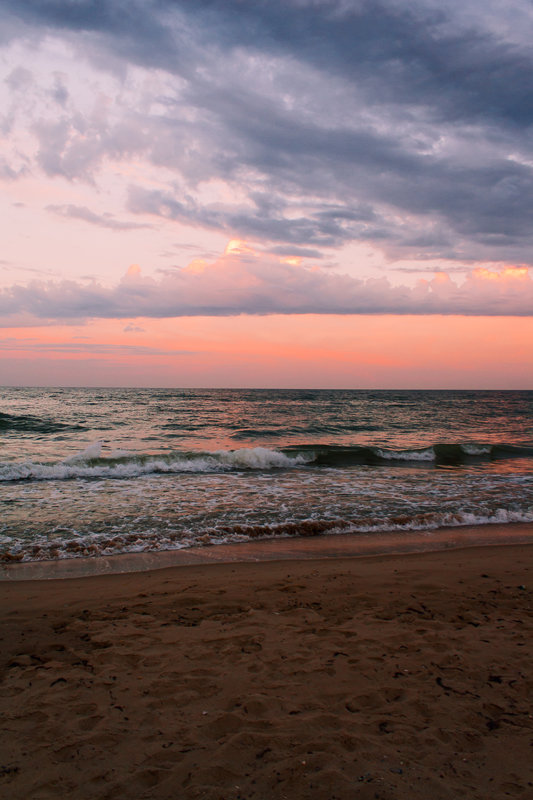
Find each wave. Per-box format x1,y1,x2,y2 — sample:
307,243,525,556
0,444,312,482
285,442,533,466
1,441,532,482
0,411,86,434
229,423,384,439
2,507,532,563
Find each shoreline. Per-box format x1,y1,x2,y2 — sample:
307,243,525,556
1,541,532,799
2,520,533,581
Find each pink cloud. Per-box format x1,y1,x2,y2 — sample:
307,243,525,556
1,245,532,323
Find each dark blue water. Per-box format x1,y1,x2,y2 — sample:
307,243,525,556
0,388,531,562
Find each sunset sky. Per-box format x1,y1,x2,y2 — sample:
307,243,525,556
1,0,532,387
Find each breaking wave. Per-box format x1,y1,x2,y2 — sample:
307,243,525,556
0,444,312,482
1,441,532,482
301,442,533,466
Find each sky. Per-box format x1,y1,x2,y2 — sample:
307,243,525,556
1,0,532,388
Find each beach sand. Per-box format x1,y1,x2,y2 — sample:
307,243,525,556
1,540,532,799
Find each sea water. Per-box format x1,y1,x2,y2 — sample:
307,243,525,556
0,388,532,562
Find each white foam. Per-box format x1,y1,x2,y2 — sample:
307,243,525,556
64,441,103,463
0,447,311,482
461,444,492,456
355,507,533,533
5,505,532,564
216,446,311,470
374,447,436,461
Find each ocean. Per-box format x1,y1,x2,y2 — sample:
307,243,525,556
1,388,532,564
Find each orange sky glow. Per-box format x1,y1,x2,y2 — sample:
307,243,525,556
2,311,531,388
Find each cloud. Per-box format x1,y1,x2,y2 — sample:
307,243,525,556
5,66,33,90
5,1,533,127
1,247,531,321
0,155,27,180
47,204,151,231
50,73,69,107
266,246,325,259
126,185,378,248
2,1,533,265
0,340,193,356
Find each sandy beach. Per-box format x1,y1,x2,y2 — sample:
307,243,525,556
1,539,532,800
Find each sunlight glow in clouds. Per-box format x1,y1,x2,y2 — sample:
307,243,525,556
473,266,529,282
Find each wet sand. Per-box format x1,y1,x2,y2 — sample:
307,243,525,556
3,521,533,581
1,539,532,799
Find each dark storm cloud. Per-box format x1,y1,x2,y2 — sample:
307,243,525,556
2,0,533,264
3,0,178,68
6,0,532,128
126,185,380,248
